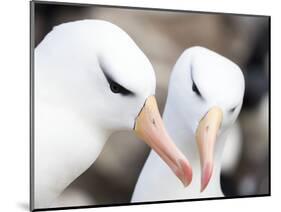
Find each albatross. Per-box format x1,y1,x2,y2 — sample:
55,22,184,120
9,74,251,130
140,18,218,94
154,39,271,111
132,46,245,202
33,20,192,209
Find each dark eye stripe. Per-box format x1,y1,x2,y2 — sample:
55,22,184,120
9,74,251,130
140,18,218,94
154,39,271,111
229,106,237,113
105,74,134,96
190,64,203,99
192,81,202,97
99,61,134,96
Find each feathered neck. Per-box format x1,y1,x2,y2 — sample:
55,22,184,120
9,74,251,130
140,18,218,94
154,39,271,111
34,96,111,208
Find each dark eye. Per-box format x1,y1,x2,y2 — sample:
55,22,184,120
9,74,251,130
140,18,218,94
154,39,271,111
230,107,236,113
108,79,133,96
110,81,121,93
192,81,202,97
99,61,134,96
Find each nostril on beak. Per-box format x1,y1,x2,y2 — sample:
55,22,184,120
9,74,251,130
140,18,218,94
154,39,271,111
152,118,156,126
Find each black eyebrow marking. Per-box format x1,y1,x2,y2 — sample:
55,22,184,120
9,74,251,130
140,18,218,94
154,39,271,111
99,61,135,96
190,64,204,99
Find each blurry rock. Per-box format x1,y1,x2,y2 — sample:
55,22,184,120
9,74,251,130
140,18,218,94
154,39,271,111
222,122,243,175
240,94,269,163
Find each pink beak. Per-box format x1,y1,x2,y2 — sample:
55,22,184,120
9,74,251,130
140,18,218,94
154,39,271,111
195,106,223,192
134,96,192,186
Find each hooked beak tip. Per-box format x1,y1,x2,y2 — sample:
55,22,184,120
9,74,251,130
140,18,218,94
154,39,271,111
200,163,213,192
177,159,193,187
196,106,223,192
135,96,193,187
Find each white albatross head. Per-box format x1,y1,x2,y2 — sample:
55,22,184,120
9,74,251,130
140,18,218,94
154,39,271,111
35,20,192,186
167,46,245,191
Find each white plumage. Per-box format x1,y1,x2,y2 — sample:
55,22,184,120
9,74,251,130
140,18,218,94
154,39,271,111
33,20,191,209
132,46,245,202
34,20,152,208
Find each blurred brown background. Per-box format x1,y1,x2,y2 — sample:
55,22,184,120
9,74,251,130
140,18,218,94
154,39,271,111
34,2,269,206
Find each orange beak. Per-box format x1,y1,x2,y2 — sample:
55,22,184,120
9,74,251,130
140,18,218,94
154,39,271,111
195,106,223,192
134,96,192,186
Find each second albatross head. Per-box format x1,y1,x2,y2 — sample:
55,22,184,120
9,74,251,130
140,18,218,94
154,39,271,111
168,46,245,192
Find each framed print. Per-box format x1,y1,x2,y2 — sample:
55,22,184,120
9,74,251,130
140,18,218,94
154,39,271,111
30,1,270,211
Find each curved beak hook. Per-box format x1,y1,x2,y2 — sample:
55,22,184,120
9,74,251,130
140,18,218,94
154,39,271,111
134,96,192,186
195,106,223,192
